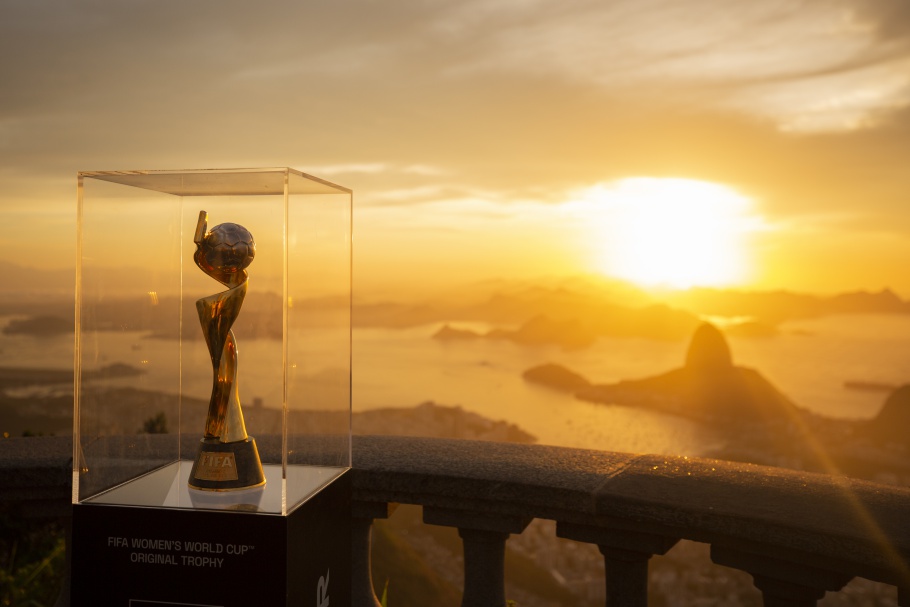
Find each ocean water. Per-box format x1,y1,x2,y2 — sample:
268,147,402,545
2,313,909,456
354,314,910,454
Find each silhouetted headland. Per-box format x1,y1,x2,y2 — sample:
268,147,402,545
844,380,899,393
2,315,71,337
526,322,799,425
522,363,591,392
524,322,910,483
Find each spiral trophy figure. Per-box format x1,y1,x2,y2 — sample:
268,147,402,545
188,210,266,491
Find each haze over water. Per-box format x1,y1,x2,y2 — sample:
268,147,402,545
3,309,905,456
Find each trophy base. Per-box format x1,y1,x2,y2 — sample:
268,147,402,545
188,436,266,491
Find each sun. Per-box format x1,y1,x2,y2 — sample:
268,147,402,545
574,178,762,289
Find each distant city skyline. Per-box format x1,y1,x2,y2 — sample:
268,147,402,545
3,1,910,296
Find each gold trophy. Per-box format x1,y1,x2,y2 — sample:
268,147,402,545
188,210,266,491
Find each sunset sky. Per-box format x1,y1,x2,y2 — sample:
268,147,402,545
3,0,910,297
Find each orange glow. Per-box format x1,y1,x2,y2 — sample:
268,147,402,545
571,178,766,289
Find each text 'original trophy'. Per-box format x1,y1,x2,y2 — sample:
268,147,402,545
188,210,266,491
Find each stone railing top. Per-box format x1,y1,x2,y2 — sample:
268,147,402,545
349,434,636,520
350,436,910,586
3,434,909,586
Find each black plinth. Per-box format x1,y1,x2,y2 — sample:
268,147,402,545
71,470,350,607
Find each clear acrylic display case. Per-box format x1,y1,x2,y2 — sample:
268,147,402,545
74,168,352,515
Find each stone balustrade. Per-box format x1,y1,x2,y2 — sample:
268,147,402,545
2,435,909,606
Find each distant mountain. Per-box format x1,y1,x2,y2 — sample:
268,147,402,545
435,304,702,348
413,280,910,347
663,287,909,323
4,263,74,299
432,324,482,341
6,266,910,345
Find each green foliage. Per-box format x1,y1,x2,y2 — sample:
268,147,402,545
504,547,576,603
141,412,168,434
0,520,65,607
380,579,389,607
371,516,461,606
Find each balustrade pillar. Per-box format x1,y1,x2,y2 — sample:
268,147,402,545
351,500,398,607
558,521,678,607
423,506,531,607
599,546,650,607
711,545,852,607
458,528,510,607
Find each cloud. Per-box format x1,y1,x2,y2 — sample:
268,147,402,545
402,164,449,176
4,0,910,137
849,0,910,42
2,0,910,227
5,0,910,172
306,163,389,176
428,0,910,132
730,58,910,132
366,184,499,208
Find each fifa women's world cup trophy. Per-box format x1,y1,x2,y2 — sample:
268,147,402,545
188,210,266,492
